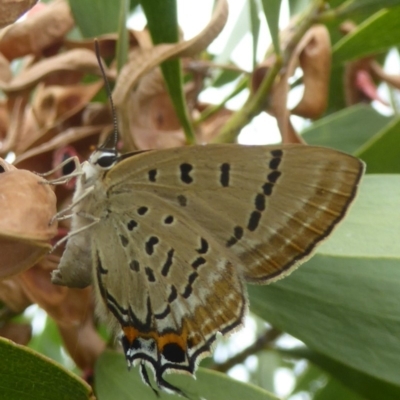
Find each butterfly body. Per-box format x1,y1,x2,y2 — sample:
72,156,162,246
51,144,364,395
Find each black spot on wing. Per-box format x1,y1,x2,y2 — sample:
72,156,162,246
148,169,157,182
130,260,140,272
145,267,156,282
255,193,265,211
162,343,186,363
119,235,129,247
145,236,159,255
196,237,209,254
269,157,281,170
180,163,193,184
168,285,178,303
191,257,206,269
271,149,283,157
177,195,187,207
164,215,174,225
137,206,148,216
226,225,244,247
155,304,171,320
161,249,174,277
247,211,261,231
127,220,138,231
267,170,281,183
262,182,273,196
220,163,230,187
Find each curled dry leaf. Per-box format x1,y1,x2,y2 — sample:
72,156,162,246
0,276,32,313
290,25,331,119
254,25,331,143
129,68,185,149
0,322,32,345
0,0,38,29
64,30,144,59
19,253,93,327
0,53,12,83
32,81,103,129
0,158,57,278
0,0,73,60
19,251,105,369
58,315,106,371
113,0,228,149
14,124,111,169
0,48,115,94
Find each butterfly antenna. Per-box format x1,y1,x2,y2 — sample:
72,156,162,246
94,39,119,151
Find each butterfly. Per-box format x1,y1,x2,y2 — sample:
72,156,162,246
48,136,364,396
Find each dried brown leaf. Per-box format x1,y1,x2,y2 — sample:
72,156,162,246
0,159,57,278
19,254,93,327
113,0,228,149
0,0,38,29
291,25,331,119
255,25,331,143
0,0,73,60
0,322,31,345
58,316,106,371
0,49,115,93
0,276,31,313
32,81,103,129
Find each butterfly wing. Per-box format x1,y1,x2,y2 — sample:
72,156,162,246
94,144,363,393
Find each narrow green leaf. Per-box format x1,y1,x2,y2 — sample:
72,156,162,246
249,0,261,69
0,338,92,400
333,6,400,65
249,175,400,385
339,0,400,15
116,0,129,72
95,350,279,400
283,347,400,400
355,116,400,173
68,0,122,38
138,0,195,144
261,0,282,55
302,104,392,154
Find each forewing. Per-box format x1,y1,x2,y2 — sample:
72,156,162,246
106,144,364,283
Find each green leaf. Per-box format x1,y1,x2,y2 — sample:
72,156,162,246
333,6,400,65
249,0,261,69
248,175,400,386
313,379,365,400
261,0,282,55
0,337,92,400
138,0,195,144
95,350,279,400
302,104,392,154
355,116,400,173
283,347,400,400
68,0,123,38
339,0,400,15
116,0,129,72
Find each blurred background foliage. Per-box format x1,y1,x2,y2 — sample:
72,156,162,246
0,0,399,399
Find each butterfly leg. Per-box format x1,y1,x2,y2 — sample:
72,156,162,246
50,186,95,225
36,156,83,184
52,217,100,251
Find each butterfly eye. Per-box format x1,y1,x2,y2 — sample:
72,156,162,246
94,151,118,169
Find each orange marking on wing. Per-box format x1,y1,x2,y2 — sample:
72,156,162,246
122,327,139,344
122,326,189,352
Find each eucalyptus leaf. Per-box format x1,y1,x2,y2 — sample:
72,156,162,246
0,338,92,400
249,175,400,385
